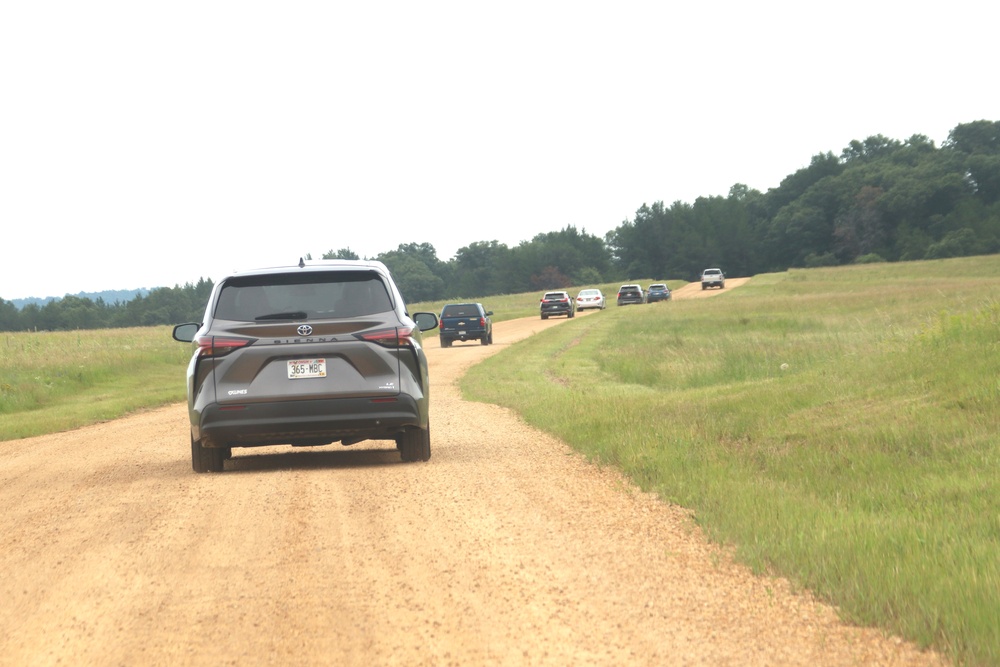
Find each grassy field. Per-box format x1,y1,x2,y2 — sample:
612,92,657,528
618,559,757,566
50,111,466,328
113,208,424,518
0,326,190,440
463,256,1000,666
2,261,998,664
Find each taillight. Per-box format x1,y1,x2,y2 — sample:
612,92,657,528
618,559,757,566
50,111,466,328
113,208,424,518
194,335,254,357
356,327,414,348
479,317,486,327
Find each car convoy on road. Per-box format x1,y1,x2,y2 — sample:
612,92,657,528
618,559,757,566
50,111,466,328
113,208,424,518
171,264,725,472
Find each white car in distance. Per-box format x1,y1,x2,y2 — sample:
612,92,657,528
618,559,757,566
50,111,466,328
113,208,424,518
575,288,606,311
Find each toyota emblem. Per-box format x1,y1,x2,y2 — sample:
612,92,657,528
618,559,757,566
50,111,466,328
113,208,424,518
297,325,313,336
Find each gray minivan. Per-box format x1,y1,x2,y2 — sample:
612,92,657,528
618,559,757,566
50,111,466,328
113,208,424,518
172,259,439,472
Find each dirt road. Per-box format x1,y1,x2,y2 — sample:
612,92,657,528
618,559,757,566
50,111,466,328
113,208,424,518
0,279,946,666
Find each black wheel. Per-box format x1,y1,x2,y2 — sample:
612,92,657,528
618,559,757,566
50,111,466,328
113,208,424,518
568,311,575,318
488,332,494,344
541,314,548,320
191,435,224,473
399,425,431,462
481,334,489,345
440,337,451,348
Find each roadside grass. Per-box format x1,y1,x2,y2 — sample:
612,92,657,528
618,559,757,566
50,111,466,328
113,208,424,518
461,256,1000,666
0,327,189,440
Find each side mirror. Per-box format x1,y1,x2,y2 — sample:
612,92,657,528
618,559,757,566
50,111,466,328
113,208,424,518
173,322,201,343
412,312,439,331
485,311,494,316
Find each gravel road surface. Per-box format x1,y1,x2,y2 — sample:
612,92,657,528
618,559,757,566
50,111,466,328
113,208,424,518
0,279,947,666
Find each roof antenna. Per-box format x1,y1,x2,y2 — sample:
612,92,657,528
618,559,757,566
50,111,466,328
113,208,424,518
298,257,305,268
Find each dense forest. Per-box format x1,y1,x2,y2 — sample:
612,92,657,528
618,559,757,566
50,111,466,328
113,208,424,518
2,120,997,332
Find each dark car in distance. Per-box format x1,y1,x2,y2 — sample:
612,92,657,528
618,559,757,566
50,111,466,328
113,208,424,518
616,284,645,306
540,291,575,319
646,283,672,302
172,259,440,472
439,302,493,347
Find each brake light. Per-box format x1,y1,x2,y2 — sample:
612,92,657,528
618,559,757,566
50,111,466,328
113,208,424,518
479,317,486,327
194,335,254,357
356,327,414,348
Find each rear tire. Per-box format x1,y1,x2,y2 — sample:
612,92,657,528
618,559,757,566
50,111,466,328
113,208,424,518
481,334,489,345
399,425,431,462
440,337,451,348
191,435,225,473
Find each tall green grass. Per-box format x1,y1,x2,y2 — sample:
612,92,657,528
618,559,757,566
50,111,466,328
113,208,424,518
0,327,190,440
462,256,1000,666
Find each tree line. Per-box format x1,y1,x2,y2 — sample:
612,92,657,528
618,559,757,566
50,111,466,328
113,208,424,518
2,120,997,332
0,280,215,332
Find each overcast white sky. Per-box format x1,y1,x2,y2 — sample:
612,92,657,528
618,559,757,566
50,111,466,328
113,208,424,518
2,1,996,300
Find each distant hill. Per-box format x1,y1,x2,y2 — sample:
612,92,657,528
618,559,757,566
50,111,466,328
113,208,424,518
10,288,152,310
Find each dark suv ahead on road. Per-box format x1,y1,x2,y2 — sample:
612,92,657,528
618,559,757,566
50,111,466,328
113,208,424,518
617,284,645,306
172,259,440,473
539,291,575,319
439,302,493,347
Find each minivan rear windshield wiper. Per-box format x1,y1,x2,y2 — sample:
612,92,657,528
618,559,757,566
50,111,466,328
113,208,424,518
255,311,308,321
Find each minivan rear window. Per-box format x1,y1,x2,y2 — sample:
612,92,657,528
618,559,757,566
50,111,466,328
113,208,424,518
214,271,393,321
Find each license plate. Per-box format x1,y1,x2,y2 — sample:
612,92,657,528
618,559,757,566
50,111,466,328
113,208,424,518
288,359,326,379
458,330,467,335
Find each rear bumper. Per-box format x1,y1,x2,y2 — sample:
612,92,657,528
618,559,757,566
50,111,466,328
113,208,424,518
196,395,425,448
441,331,486,341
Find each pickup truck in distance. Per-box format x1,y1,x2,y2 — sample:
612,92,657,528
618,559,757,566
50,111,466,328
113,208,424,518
439,303,493,347
701,268,725,290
